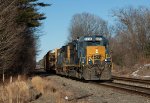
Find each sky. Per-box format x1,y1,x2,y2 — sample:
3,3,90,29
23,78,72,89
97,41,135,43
37,0,150,61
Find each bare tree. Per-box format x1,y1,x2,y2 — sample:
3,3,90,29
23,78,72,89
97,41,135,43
68,12,109,41
0,0,28,81
111,7,150,67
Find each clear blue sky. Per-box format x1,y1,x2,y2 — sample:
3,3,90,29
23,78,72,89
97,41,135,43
37,0,150,61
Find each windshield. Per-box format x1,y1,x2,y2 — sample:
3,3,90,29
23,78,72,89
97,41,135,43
85,41,103,46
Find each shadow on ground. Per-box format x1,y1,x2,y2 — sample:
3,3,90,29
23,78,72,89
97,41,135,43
30,69,54,77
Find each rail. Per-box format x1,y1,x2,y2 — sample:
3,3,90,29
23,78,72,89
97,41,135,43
90,76,150,97
112,76,150,85
99,82,150,97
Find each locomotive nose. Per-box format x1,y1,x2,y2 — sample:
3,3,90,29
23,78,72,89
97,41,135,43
86,46,106,64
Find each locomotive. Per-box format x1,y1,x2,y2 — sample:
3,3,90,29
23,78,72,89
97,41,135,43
44,35,112,80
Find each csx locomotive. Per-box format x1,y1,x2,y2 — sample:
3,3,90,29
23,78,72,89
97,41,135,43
44,35,112,80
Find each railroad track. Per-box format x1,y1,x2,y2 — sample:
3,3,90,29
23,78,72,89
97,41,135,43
94,76,150,97
31,69,150,97
112,76,150,85
99,82,150,97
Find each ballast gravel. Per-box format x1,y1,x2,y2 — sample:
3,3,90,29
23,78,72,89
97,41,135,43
47,75,150,103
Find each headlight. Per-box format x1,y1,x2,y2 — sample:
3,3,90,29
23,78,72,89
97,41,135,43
105,58,111,62
81,58,85,64
88,59,93,64
82,60,85,64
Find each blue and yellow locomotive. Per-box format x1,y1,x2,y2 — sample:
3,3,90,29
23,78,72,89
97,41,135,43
44,35,112,80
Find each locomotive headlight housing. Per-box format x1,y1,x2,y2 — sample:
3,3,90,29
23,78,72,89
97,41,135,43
82,60,85,64
95,37,102,41
95,49,98,54
81,58,85,64
88,59,93,64
105,58,111,62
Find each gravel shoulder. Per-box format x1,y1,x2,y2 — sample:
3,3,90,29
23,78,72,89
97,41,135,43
31,75,150,103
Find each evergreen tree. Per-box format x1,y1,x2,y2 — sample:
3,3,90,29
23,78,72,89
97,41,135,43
17,0,50,27
15,0,50,74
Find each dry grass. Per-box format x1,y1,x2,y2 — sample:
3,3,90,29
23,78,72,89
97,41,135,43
31,76,64,102
0,76,29,103
31,76,90,103
31,76,58,94
0,76,90,103
31,76,45,94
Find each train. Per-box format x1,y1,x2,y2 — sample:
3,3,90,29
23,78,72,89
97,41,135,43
43,35,112,80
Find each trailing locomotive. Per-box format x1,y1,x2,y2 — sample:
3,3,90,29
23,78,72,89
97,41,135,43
44,35,112,80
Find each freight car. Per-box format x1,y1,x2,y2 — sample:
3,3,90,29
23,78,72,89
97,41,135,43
43,50,56,73
44,35,112,80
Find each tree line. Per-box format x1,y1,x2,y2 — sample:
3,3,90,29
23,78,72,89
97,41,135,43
111,7,150,67
1,1,150,75
0,0,49,75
